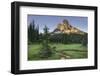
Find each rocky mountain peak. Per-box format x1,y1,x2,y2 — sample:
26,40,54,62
53,19,85,34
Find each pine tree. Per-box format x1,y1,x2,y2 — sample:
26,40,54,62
82,33,88,46
28,20,37,43
35,25,39,42
39,25,52,59
32,20,35,42
28,23,33,43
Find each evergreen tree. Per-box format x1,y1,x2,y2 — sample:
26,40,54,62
32,20,35,42
82,33,88,46
39,25,52,59
28,20,39,43
35,25,39,41
28,23,33,43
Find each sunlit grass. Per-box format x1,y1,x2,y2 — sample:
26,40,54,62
28,43,87,60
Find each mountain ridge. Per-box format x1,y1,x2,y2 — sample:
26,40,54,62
52,19,86,34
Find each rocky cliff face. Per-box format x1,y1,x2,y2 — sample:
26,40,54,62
53,19,85,34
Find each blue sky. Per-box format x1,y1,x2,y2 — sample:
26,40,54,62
28,15,88,33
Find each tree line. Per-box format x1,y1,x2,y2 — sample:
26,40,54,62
28,20,88,46
49,33,88,46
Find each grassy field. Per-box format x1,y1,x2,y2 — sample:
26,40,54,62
28,43,88,60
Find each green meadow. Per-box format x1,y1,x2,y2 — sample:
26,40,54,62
28,43,87,60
